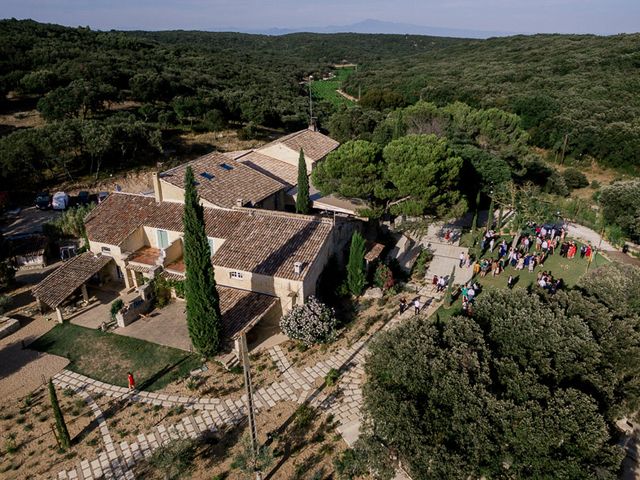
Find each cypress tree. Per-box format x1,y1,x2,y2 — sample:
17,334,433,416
486,196,495,232
444,265,456,307
347,231,366,296
183,166,222,357
296,148,311,214
470,190,481,234
49,379,71,450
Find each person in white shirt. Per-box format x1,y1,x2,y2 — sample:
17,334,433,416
414,298,421,315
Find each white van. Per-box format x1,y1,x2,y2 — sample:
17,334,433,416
52,192,70,210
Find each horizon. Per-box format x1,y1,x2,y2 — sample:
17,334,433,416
2,0,639,37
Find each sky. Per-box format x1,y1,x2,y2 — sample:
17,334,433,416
3,0,639,35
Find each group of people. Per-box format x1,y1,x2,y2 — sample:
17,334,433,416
432,274,449,292
460,281,481,316
399,297,422,315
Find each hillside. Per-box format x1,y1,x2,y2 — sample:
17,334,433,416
344,33,640,169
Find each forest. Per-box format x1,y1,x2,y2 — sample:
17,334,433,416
0,19,639,197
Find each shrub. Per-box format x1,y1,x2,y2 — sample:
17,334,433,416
294,404,317,429
590,180,601,190
412,248,433,278
280,296,337,345
110,299,124,320
325,368,340,387
152,277,172,308
600,180,640,241
373,263,394,291
544,171,569,196
0,294,12,314
562,167,589,189
148,438,197,480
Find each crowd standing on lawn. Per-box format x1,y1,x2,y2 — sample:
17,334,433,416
450,221,601,317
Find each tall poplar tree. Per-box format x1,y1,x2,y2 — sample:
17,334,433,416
347,231,366,296
296,148,311,214
183,166,222,357
49,379,71,450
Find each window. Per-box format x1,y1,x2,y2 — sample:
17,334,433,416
207,237,215,256
220,163,233,171
200,172,215,180
101,246,111,255
157,229,169,249
229,271,244,280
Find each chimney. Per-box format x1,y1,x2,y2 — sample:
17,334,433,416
235,198,244,207
151,172,163,203
293,261,304,275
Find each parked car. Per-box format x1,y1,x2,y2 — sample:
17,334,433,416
51,192,70,210
35,192,51,210
77,191,90,205
97,192,109,204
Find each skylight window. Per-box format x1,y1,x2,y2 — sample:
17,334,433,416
220,163,234,171
200,172,215,180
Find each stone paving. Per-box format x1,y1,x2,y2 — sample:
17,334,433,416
53,292,441,479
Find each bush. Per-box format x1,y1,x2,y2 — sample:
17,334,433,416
280,296,337,345
0,294,12,314
325,368,340,387
544,171,569,196
600,180,640,241
373,263,394,291
562,167,589,189
152,276,172,308
147,438,197,480
412,248,433,278
110,299,124,320
590,180,601,190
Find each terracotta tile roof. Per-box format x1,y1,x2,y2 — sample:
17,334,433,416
86,193,334,281
236,151,299,187
259,128,339,162
218,286,278,339
212,211,334,280
85,193,156,247
365,243,385,262
160,153,283,208
32,253,113,309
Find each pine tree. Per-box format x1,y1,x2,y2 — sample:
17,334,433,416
49,379,71,450
296,148,311,214
347,231,366,296
183,166,222,357
444,266,456,307
486,196,495,232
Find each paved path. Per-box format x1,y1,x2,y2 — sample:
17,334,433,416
53,293,442,479
566,222,616,251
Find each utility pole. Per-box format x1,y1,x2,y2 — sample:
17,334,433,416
308,75,314,129
239,334,261,480
560,134,569,165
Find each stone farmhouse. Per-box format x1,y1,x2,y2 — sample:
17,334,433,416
32,128,356,349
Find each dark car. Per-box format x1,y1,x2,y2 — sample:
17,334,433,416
35,192,51,210
77,191,90,205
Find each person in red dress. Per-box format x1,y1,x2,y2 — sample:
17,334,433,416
127,372,135,390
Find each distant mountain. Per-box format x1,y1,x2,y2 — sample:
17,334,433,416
240,19,513,39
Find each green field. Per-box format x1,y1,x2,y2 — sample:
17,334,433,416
30,323,200,391
311,68,356,107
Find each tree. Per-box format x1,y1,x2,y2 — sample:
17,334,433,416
0,231,15,292
486,194,494,232
359,265,640,479
182,166,222,357
49,379,71,450
312,140,384,202
599,180,640,242
347,231,366,296
296,148,311,214
470,190,480,234
382,135,464,217
562,167,589,190
444,265,455,307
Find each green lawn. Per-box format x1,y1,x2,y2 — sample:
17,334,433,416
434,236,610,319
30,323,201,391
311,68,355,107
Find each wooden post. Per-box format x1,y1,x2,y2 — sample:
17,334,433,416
239,334,261,480
55,307,64,323
81,284,89,303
